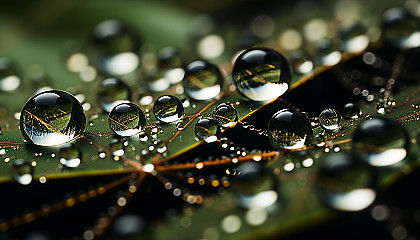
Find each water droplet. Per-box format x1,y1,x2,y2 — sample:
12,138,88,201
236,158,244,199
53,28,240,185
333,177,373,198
11,159,33,185
316,152,376,211
342,103,362,119
195,117,220,143
232,48,291,101
20,90,86,146
97,77,131,112
139,131,148,142
339,23,369,53
382,7,420,49
153,95,184,123
158,46,185,84
267,109,313,150
0,57,21,92
319,108,342,131
108,103,146,137
59,144,82,168
182,60,222,100
212,102,238,128
289,49,314,74
316,39,342,66
110,138,125,157
353,117,409,167
92,19,140,75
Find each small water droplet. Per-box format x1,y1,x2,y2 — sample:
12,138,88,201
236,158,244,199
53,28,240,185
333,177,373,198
182,60,222,100
212,102,238,128
353,117,409,167
342,103,362,119
0,57,21,92
97,77,131,112
20,90,86,146
232,48,291,101
382,7,420,49
110,138,125,157
289,49,314,74
108,103,146,137
153,95,184,123
316,39,342,66
339,23,369,53
195,117,220,143
59,144,82,168
267,109,313,150
158,46,185,84
376,99,386,114
139,131,148,142
319,108,342,131
11,159,33,185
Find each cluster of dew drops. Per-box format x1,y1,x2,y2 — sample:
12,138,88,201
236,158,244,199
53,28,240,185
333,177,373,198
1,2,420,238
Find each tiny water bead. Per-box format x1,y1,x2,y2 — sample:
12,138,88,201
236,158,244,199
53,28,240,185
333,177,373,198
0,57,21,92
319,108,342,131
212,102,238,128
289,50,314,74
20,90,86,146
232,48,291,101
11,159,34,185
92,19,140,75
341,103,362,119
316,152,376,211
382,7,420,49
339,23,369,53
195,117,220,143
108,103,146,137
97,77,131,112
59,144,82,168
182,60,223,100
352,117,409,167
153,95,184,123
316,39,342,66
267,108,313,150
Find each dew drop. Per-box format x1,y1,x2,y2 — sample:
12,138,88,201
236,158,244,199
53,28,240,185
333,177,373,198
289,49,314,74
153,95,184,123
382,7,420,49
319,108,342,131
110,138,125,157
316,152,376,211
108,103,146,137
339,23,370,53
195,117,220,143
182,60,222,100
11,159,33,185
316,39,342,66
352,117,409,167
212,102,238,128
97,77,131,112
158,46,185,84
59,144,82,168
267,108,313,150
92,19,140,75
342,103,362,119
139,131,148,142
232,48,291,101
0,57,21,92
20,90,86,146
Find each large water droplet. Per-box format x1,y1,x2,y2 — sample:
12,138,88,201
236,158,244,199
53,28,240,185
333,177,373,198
382,7,420,49
12,159,33,185
92,19,140,75
342,103,362,119
317,152,376,211
319,108,342,131
182,60,222,100
109,103,146,136
212,102,238,128
195,117,220,143
97,77,131,112
352,117,409,167
153,95,184,123
0,57,21,92
232,48,291,101
267,109,313,150
59,144,82,168
20,90,86,146
339,23,369,53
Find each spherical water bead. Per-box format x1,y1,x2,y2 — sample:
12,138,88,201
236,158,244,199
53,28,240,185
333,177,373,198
352,117,409,167
0,57,21,91
182,60,223,100
267,109,313,150
316,152,376,211
342,103,362,119
232,48,292,101
289,50,314,74
382,7,420,49
339,23,369,53
212,102,238,128
319,108,342,131
110,138,125,157
97,77,131,112
108,103,146,136
158,46,185,84
195,117,220,143
92,19,140,75
153,95,184,123
316,39,342,66
11,159,33,185
59,144,82,168
20,90,86,146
